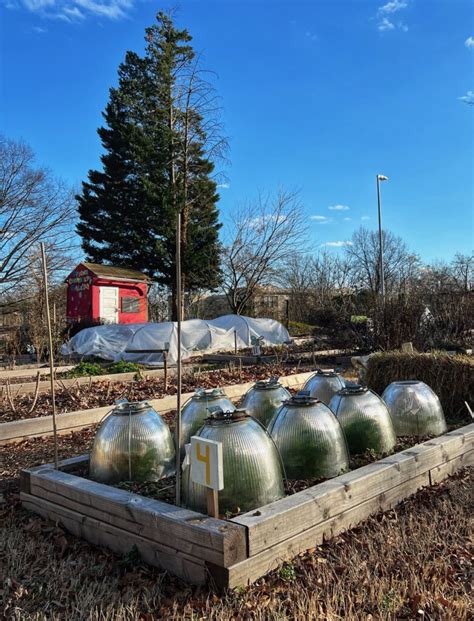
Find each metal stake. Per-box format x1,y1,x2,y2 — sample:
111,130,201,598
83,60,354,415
376,174,386,302
175,210,182,506
40,242,58,469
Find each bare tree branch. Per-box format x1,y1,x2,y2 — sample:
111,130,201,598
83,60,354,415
0,136,78,295
220,189,307,314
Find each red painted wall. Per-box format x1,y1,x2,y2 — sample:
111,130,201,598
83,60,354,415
66,265,94,322
91,279,148,324
66,264,148,324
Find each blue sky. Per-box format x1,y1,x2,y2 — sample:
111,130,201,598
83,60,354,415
1,0,473,263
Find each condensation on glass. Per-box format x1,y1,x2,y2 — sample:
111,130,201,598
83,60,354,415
89,401,175,484
303,369,346,406
240,377,291,428
182,409,284,514
382,380,447,437
329,385,396,456
180,388,235,457
268,392,350,480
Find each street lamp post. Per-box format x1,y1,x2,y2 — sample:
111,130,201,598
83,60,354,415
376,174,388,301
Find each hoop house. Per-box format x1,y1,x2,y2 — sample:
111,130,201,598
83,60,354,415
61,315,291,366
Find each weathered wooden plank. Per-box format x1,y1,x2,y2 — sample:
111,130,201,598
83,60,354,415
21,493,207,585
219,471,432,589
2,367,181,396
0,365,73,380
429,449,474,485
233,425,474,556
28,467,247,567
55,454,90,473
32,484,232,566
0,371,313,444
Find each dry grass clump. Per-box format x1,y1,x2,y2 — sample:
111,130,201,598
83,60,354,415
1,467,472,620
366,351,474,421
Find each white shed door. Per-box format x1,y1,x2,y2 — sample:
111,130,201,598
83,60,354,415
99,286,119,323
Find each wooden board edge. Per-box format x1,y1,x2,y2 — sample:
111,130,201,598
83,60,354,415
429,448,474,485
28,466,248,566
224,470,432,588
20,492,207,585
232,425,473,556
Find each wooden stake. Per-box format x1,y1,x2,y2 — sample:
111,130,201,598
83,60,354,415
40,242,58,469
206,488,219,518
175,210,182,506
163,350,168,391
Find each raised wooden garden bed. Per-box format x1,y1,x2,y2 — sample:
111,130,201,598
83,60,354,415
20,423,473,589
0,371,314,444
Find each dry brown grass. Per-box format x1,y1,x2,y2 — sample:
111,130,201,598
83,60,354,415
1,450,472,620
366,351,474,422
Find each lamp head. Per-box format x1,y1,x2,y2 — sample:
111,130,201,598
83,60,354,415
377,174,389,181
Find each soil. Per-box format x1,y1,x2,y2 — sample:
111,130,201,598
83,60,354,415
0,362,356,423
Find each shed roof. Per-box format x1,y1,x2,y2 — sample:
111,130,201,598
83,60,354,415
81,262,150,281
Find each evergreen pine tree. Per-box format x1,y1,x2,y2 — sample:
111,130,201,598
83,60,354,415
77,12,224,319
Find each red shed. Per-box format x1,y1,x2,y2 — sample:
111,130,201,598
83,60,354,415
66,263,149,325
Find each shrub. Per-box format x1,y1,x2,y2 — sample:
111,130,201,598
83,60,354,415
365,351,474,422
288,321,315,336
65,361,104,378
108,360,143,374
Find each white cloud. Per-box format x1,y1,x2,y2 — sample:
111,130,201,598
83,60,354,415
378,17,395,31
465,37,474,49
60,5,84,20
459,90,474,104
343,217,352,221
14,0,135,21
361,215,371,221
33,24,47,32
74,0,132,19
248,214,288,230
378,0,407,14
321,241,353,248
376,0,409,32
328,204,350,211
217,183,230,189
310,215,331,224
23,0,54,9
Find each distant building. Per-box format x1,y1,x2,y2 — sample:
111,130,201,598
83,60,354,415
197,286,291,322
66,263,149,325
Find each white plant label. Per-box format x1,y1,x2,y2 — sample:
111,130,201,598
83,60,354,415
190,436,224,491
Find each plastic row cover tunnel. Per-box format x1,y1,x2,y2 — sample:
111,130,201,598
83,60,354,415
61,315,291,366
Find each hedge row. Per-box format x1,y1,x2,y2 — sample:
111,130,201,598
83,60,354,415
366,351,474,422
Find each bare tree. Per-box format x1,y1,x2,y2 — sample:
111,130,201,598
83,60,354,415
311,251,352,306
277,251,352,322
0,136,77,295
276,252,314,322
346,227,420,295
220,190,307,315
451,252,473,292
